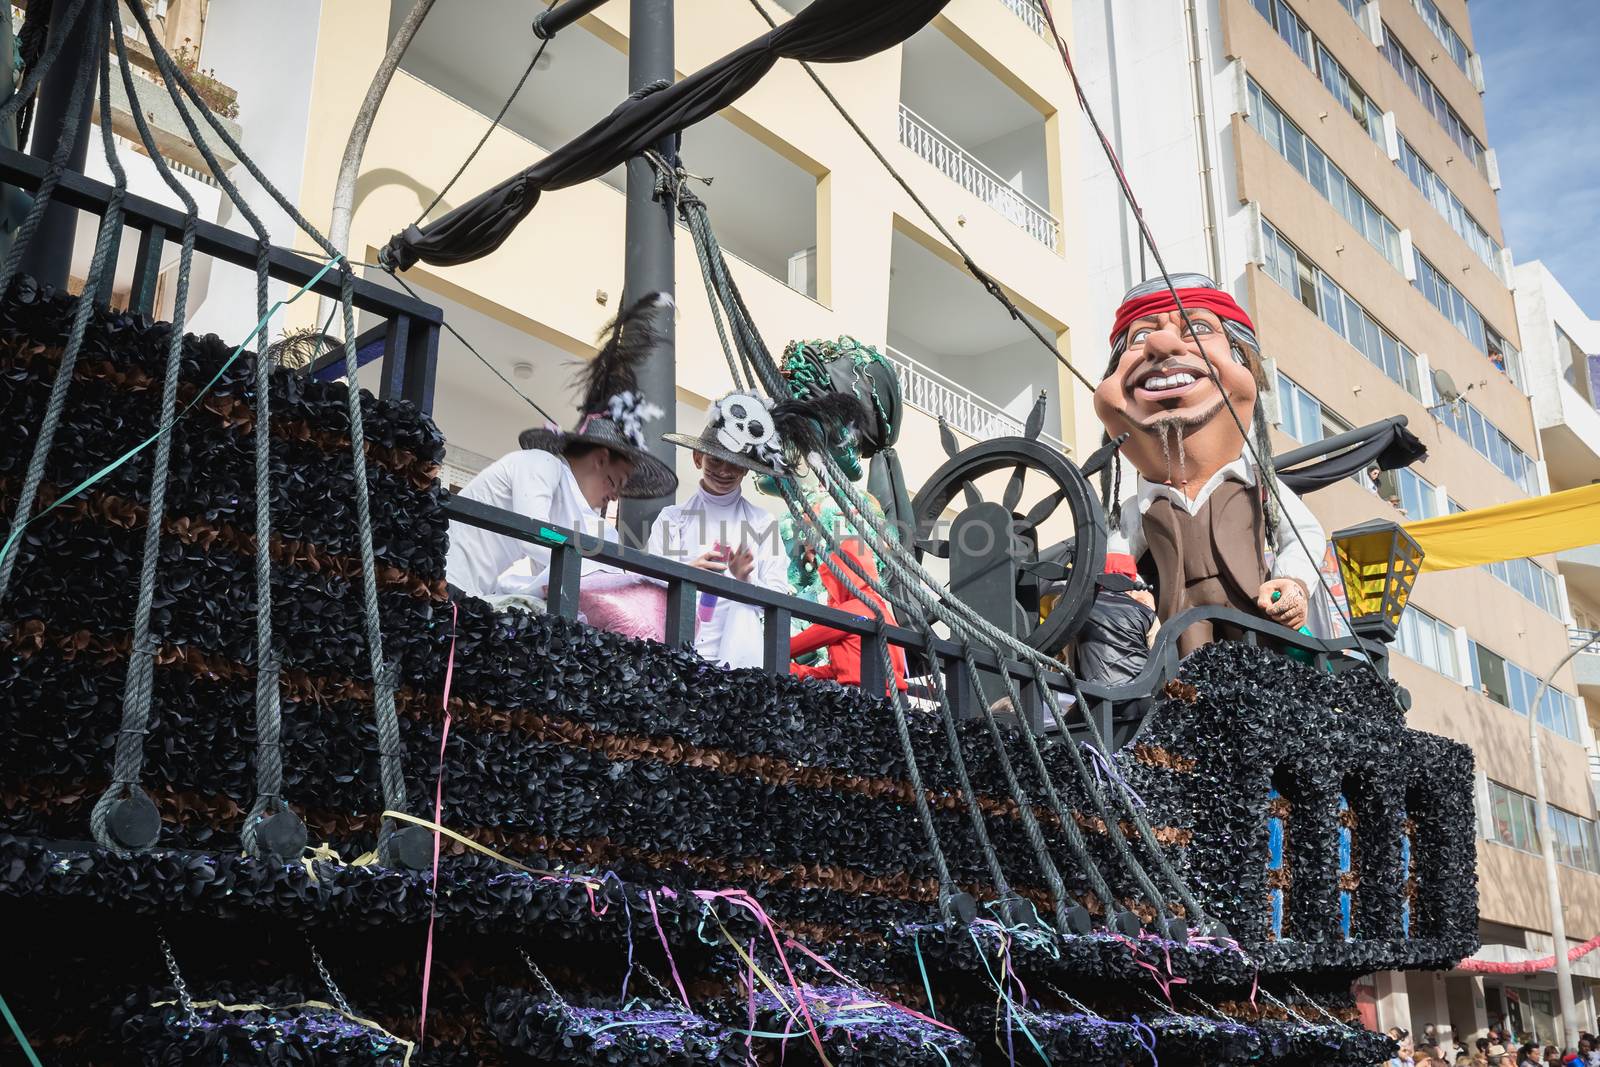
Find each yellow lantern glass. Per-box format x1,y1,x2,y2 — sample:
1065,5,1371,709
1331,518,1424,641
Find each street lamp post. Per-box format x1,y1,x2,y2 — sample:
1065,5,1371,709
1529,627,1600,1051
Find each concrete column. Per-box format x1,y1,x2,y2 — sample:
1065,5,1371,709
1447,974,1491,1046
1375,970,1415,1035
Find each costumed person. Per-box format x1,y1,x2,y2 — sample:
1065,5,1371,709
1093,274,1325,655
651,390,864,669
445,293,679,603
789,536,909,695
1073,551,1157,686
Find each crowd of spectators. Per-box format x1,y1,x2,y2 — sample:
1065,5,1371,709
1382,1025,1600,1066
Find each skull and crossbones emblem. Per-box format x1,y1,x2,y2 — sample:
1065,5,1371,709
713,393,780,458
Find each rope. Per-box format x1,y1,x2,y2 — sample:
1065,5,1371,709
413,0,557,227
109,0,303,857
0,0,107,609
125,0,421,849
92,0,206,850
675,183,1208,928
742,0,1095,396
677,173,1144,929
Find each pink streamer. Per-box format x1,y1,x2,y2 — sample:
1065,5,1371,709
418,602,459,1048
647,890,692,1009
1458,933,1600,974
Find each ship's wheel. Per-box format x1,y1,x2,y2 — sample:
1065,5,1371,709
911,401,1108,657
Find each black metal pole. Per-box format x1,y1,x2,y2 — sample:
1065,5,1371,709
533,0,614,40
21,0,96,290
617,0,676,545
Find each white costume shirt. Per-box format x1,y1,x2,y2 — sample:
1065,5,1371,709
647,484,789,669
445,449,617,598
1107,453,1325,597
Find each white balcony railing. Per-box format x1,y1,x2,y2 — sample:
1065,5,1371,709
885,346,1066,452
1573,627,1600,652
999,0,1047,35
897,104,1060,250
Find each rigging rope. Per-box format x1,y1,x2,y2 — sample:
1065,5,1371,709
675,177,1192,931
0,0,103,609
93,0,204,851
124,0,424,860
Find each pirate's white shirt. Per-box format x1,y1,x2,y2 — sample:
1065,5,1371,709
647,484,788,669
1106,453,1325,596
445,449,615,598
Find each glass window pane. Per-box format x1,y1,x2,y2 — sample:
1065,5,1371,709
1284,122,1306,175
1320,275,1343,334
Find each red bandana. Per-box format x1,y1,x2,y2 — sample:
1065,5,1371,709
1108,287,1255,348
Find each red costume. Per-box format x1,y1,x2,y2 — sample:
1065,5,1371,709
789,539,908,695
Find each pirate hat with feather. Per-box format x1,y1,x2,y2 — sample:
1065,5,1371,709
520,292,679,498
664,390,868,479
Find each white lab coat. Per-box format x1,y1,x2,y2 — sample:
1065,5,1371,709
445,449,619,599
647,485,789,668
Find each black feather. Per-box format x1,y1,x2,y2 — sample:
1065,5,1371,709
771,393,868,460
576,292,673,412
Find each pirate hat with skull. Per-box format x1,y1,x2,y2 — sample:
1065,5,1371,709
665,390,869,479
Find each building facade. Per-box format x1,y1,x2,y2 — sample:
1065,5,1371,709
53,0,1101,508
1077,0,1598,1048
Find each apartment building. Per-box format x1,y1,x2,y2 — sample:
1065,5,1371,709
1514,259,1600,790
1077,0,1596,1047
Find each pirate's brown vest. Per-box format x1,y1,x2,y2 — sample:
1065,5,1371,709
1140,478,1268,624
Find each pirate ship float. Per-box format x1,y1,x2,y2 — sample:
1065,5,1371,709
0,0,1476,1063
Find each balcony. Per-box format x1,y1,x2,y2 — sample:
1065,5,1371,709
899,26,1058,250
998,0,1047,36
391,0,820,297
897,106,1058,249
1573,627,1600,695
887,227,1065,451
886,345,1066,451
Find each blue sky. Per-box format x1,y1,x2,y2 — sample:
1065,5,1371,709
1475,0,1600,312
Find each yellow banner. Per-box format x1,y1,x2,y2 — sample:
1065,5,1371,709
1403,482,1600,573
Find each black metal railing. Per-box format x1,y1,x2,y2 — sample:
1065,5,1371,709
0,147,443,411
445,495,1385,747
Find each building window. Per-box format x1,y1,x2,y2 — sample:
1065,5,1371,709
1248,80,1402,271
1471,643,1581,741
1391,466,1440,520
1483,556,1562,617
1412,248,1524,389
1395,607,1459,679
1436,398,1538,494
1556,326,1599,410
1260,218,1423,400
1408,0,1472,73
1487,781,1600,874
1396,136,1506,283
1276,371,1353,446
1381,26,1488,178
1249,0,1384,147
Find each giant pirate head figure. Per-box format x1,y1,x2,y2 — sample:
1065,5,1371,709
1093,274,1316,650
1094,275,1269,491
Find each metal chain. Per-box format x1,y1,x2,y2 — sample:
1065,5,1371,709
636,965,680,1006
520,949,573,1017
306,938,356,1018
1286,983,1354,1030
1045,983,1102,1019
158,933,201,1027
